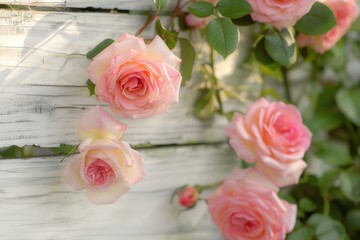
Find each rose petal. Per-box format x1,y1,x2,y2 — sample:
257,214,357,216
88,33,147,84
226,168,279,192
258,159,308,187
87,43,116,84
78,106,127,141
283,201,297,233
86,180,130,204
147,35,181,67
64,155,87,191
119,147,145,185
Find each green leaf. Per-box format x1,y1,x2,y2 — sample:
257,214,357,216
350,16,360,31
345,209,360,230
294,2,336,35
308,214,348,240
206,18,239,58
217,0,252,19
322,39,346,71
316,84,341,110
315,218,348,240
340,170,360,203
232,14,254,26
259,64,282,81
225,111,235,121
86,79,96,97
261,88,283,101
0,146,23,158
153,0,169,11
52,144,78,155
307,213,327,227
188,2,214,18
319,168,341,192
86,38,114,59
179,38,196,83
155,19,178,49
309,110,344,131
315,141,353,167
299,198,317,212
265,29,296,67
194,89,217,120
336,88,360,126
287,227,314,240
254,36,277,67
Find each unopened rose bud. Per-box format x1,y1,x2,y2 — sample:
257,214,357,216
178,186,199,208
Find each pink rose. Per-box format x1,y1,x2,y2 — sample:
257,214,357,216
225,98,311,187
177,185,199,208
88,33,182,119
247,0,315,29
297,0,359,54
64,106,145,204
208,168,297,240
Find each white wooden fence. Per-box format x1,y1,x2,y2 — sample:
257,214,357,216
0,1,241,239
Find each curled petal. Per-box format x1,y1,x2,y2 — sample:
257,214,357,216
257,159,308,187
64,155,87,191
118,142,145,185
147,36,181,67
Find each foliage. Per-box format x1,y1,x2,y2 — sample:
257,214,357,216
294,2,336,35
148,0,360,239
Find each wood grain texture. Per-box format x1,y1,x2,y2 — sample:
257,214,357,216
1,0,177,10
0,9,239,148
0,84,229,147
0,144,236,239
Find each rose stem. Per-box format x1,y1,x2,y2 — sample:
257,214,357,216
210,48,224,114
281,66,292,103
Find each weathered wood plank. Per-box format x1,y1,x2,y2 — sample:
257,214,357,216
1,0,177,10
0,144,236,239
0,10,151,54
0,10,242,86
0,85,229,147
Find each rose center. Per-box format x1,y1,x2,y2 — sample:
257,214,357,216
122,77,144,91
86,159,116,188
274,116,299,145
231,214,263,238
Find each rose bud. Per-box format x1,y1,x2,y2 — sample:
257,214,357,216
177,185,199,208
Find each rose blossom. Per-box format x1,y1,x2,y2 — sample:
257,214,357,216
88,33,182,119
64,106,145,204
225,98,312,187
177,185,199,208
247,0,315,30
297,0,359,54
208,168,297,240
